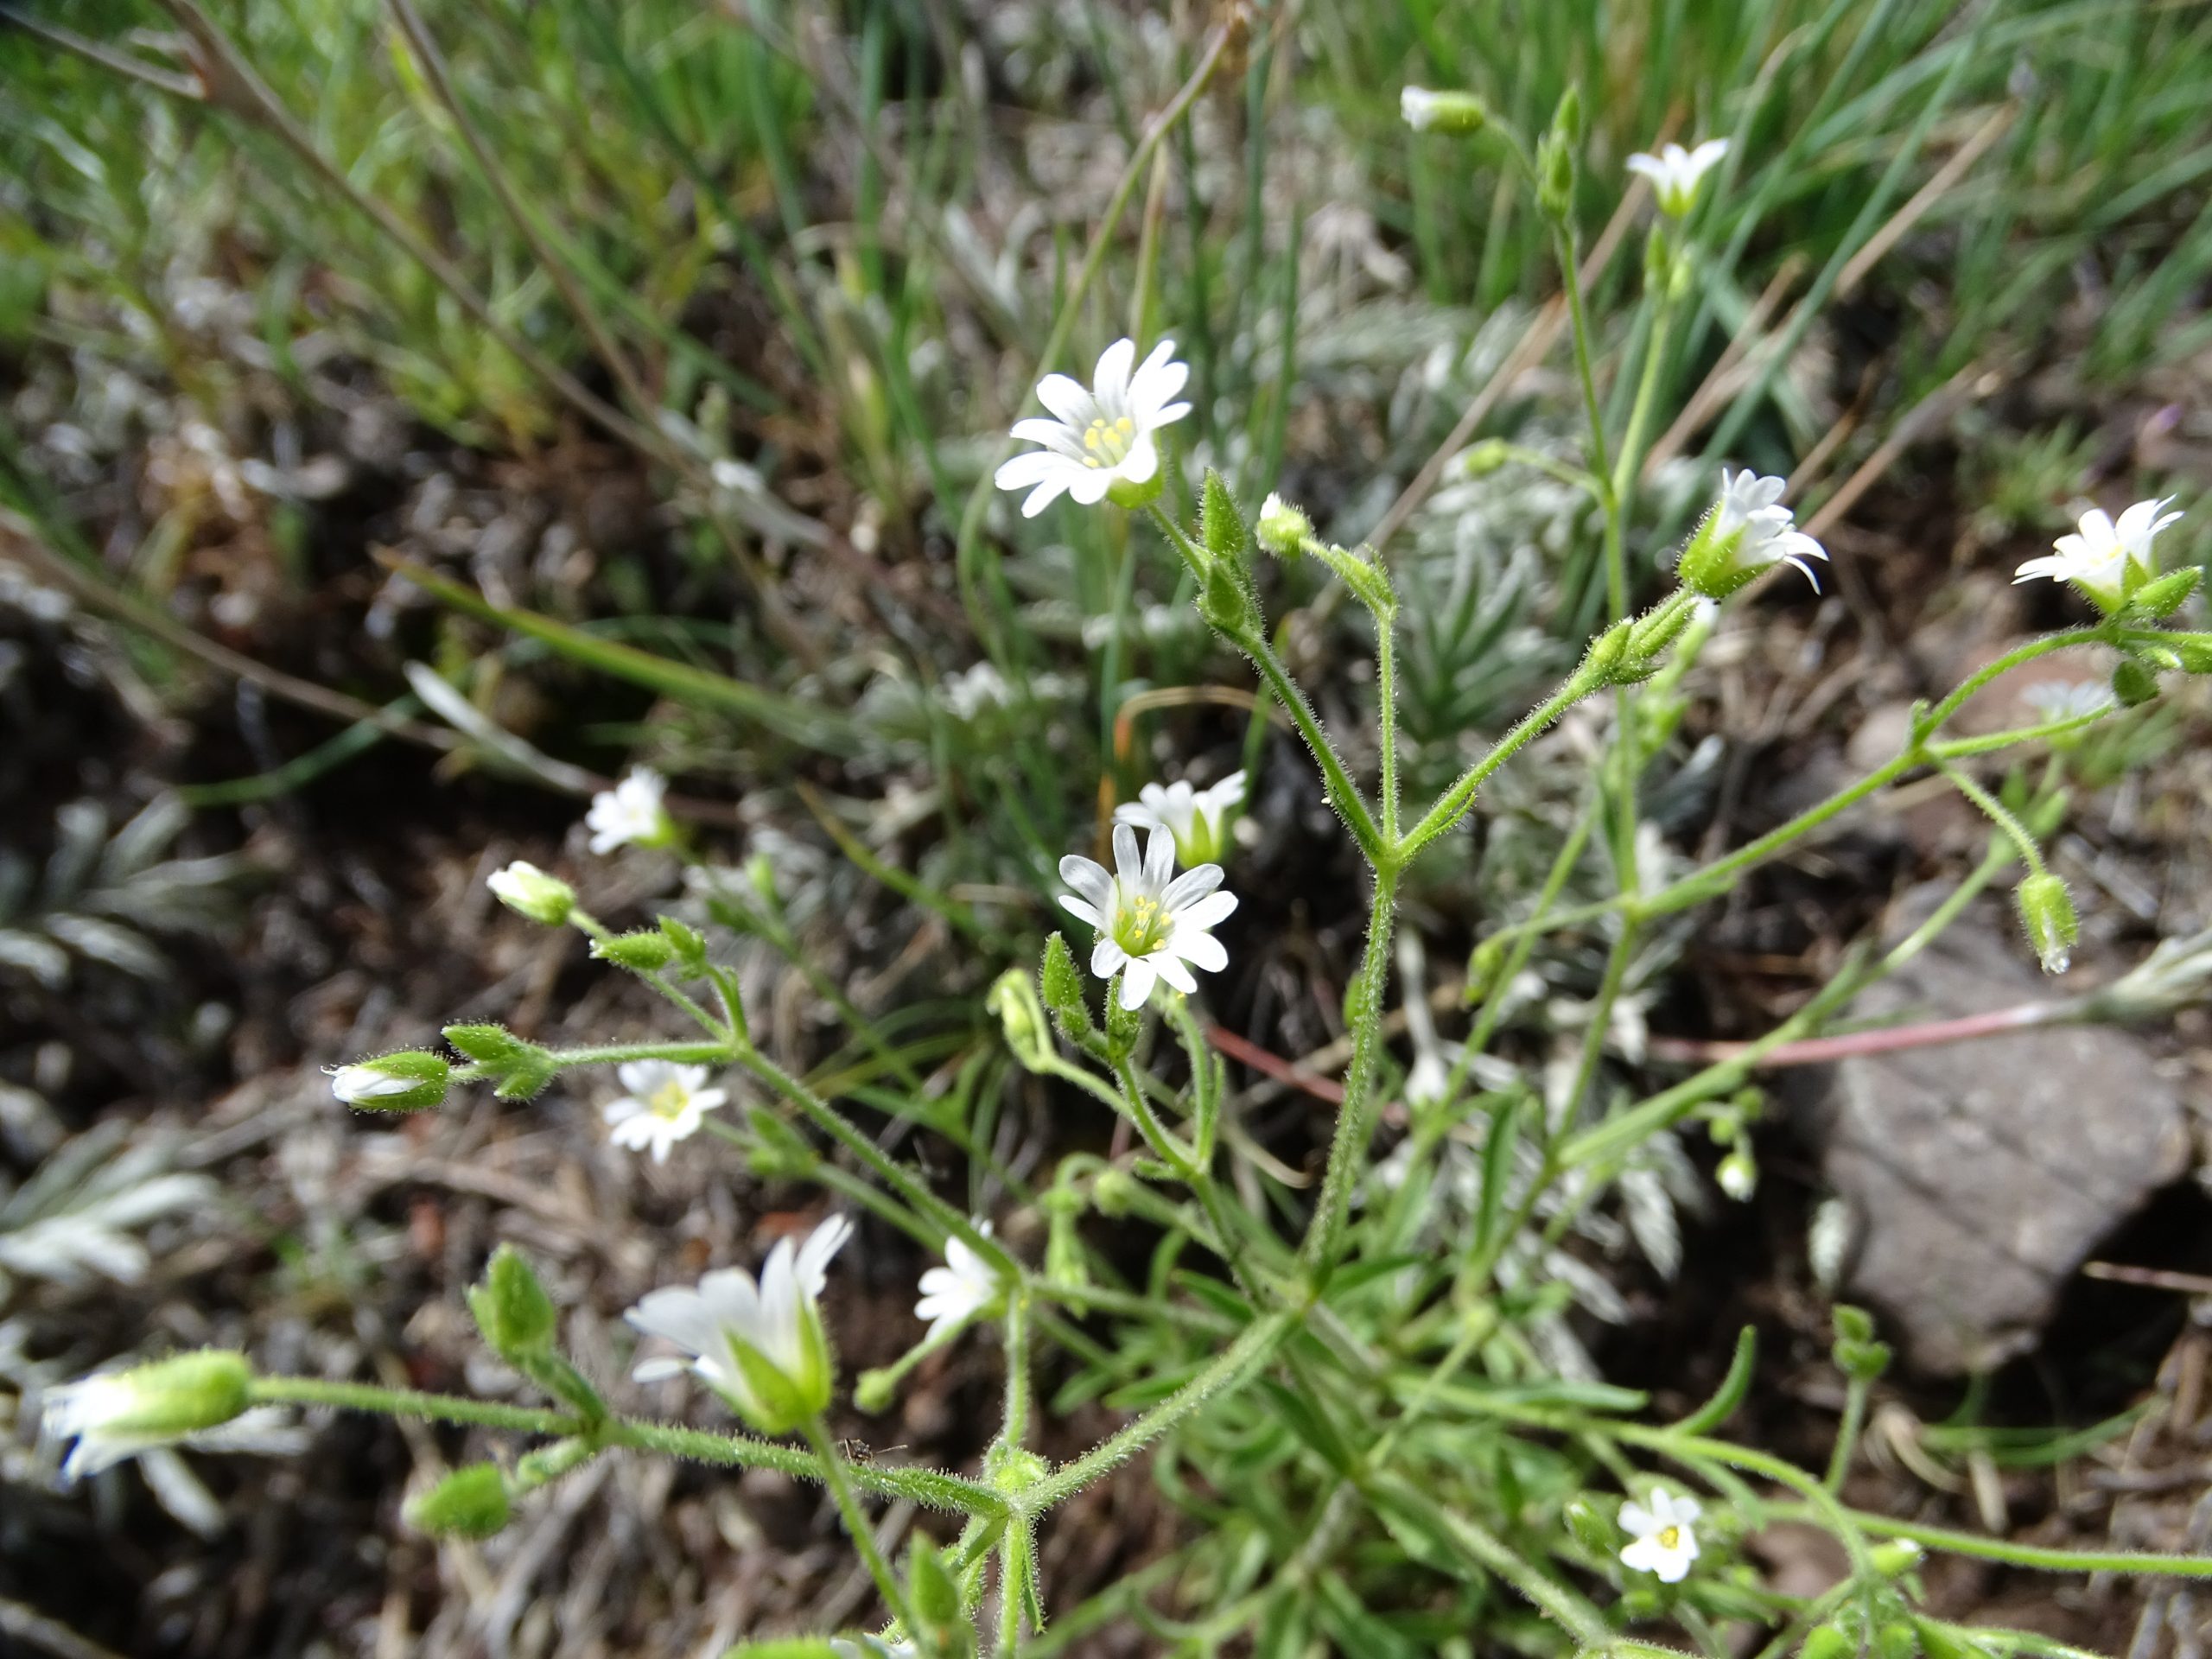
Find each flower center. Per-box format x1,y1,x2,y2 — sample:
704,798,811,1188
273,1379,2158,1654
1657,1526,1681,1549
1081,414,1137,469
1110,887,1173,957
648,1081,692,1121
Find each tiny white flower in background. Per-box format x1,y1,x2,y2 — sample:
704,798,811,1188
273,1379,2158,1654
2013,497,2183,612
915,1221,1001,1340
2021,680,2114,723
603,1059,728,1164
1716,1147,1758,1201
626,1214,852,1433
994,337,1191,518
1627,138,1730,217
941,661,1011,721
1401,86,1443,130
586,767,671,855
1059,824,1238,1011
1113,772,1246,868
1619,1488,1703,1582
327,1065,418,1105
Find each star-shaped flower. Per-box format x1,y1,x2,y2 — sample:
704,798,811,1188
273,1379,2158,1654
586,767,671,855
626,1215,852,1435
2013,498,2183,612
994,338,1192,518
914,1222,1001,1341
1678,468,1828,598
1619,1488,1702,1583
1059,825,1237,1011
1627,139,1730,216
603,1059,728,1164
1112,772,1246,868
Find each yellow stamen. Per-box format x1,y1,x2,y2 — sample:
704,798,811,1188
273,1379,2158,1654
649,1082,691,1120
1657,1526,1681,1549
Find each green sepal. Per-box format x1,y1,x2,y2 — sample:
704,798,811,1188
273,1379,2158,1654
1200,468,1249,573
1562,1495,1618,1554
907,1534,963,1630
591,929,678,973
658,916,711,976
1198,556,1255,633
1040,932,1093,1038
2113,658,2160,707
443,1023,531,1063
2128,565,2199,619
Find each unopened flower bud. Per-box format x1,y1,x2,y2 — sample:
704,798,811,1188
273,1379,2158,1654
1256,493,1316,557
2112,658,2160,708
1870,1540,1926,1578
2016,872,2079,975
986,968,1054,1073
1563,1495,1618,1554
44,1351,253,1478
488,861,575,925
591,930,678,973
1091,1166,1139,1217
1040,931,1089,1030
405,1463,512,1538
1462,438,1510,476
1400,86,1489,135
328,1052,449,1111
854,1368,897,1414
468,1244,557,1361
1717,1146,1757,1201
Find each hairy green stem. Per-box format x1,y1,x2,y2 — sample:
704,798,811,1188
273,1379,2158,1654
1296,867,1399,1274
805,1417,920,1630
1014,1310,1293,1515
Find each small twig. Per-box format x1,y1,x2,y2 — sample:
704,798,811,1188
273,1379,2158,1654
1646,999,2063,1069
0,4,205,99
2083,1263,2212,1298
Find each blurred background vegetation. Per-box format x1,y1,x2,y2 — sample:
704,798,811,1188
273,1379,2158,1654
4,0,2212,1654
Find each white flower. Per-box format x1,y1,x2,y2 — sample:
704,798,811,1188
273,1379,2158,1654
602,1060,728,1164
2013,498,2183,612
993,338,1191,518
486,861,574,925
1627,139,1730,217
1619,1488,1703,1582
1113,772,1246,868
1717,1147,1757,1201
1059,824,1237,1011
915,1222,1001,1340
626,1214,852,1433
43,1351,252,1481
942,661,1011,721
1399,86,1485,135
1680,468,1828,598
328,1065,419,1105
586,767,670,855
326,1052,449,1112
2021,680,2114,724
